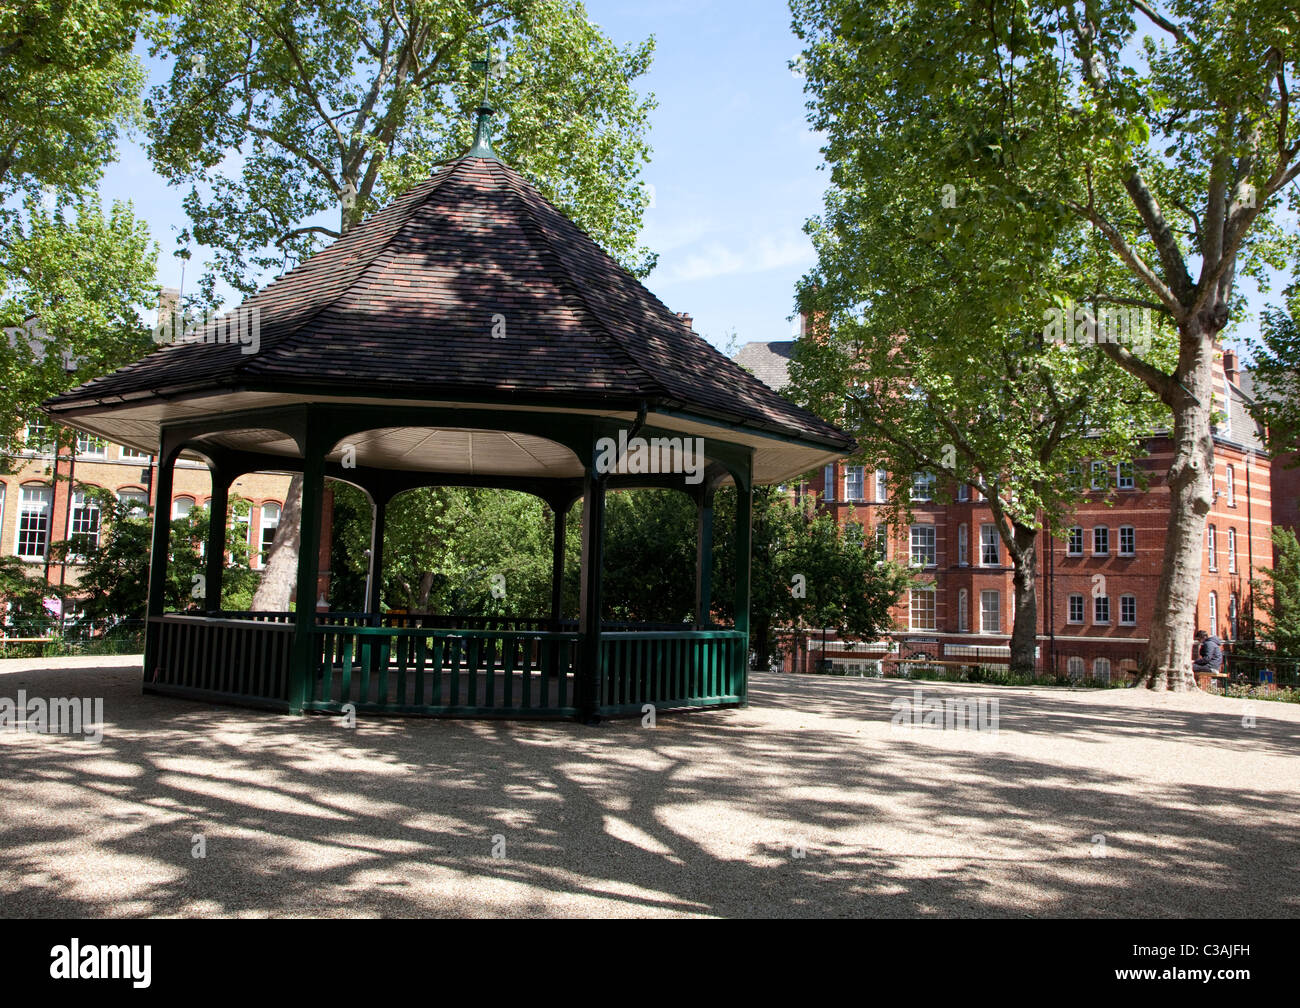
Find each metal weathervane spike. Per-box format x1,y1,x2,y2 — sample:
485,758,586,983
468,43,498,160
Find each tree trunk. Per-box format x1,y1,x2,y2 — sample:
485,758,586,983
251,473,302,611
253,194,354,613
1008,524,1039,677
1139,323,1217,692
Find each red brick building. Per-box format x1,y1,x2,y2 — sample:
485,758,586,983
735,339,1273,680
0,424,293,628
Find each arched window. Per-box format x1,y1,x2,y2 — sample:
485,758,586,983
1067,656,1085,680
1093,657,1112,682
118,488,148,517
69,488,103,554
1229,593,1239,640
259,502,281,565
957,588,969,632
958,524,968,566
172,496,195,520
1207,524,1217,570
1227,528,1236,573
1208,592,1218,637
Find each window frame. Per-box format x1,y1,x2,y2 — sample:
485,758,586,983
979,524,999,567
980,590,1001,634
844,465,865,502
1093,526,1110,557
15,483,53,560
1119,525,1135,557
1094,595,1111,625
68,488,102,557
1067,593,1085,624
909,587,937,631
909,524,936,568
75,432,106,459
1120,594,1137,626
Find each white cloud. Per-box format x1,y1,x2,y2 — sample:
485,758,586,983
654,232,813,286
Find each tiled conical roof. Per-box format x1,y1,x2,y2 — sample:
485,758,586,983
48,154,851,455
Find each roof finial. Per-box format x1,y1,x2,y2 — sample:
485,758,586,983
469,43,500,160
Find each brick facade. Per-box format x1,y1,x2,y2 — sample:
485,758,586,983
1,430,292,603
740,340,1275,679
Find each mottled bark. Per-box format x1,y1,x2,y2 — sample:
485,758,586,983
1138,320,1217,691
1008,523,1040,677
250,473,302,611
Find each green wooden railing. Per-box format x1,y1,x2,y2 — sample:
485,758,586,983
149,614,294,706
308,625,581,717
146,612,746,719
597,630,745,716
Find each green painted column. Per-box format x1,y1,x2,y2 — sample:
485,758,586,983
203,469,230,614
695,489,714,628
733,466,753,705
365,494,387,621
549,496,572,627
576,468,606,721
289,419,326,712
142,440,178,681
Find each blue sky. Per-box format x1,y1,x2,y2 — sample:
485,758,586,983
97,1,1284,357
98,1,824,354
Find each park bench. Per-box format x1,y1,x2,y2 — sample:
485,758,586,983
891,657,1006,676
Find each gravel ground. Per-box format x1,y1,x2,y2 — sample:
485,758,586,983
1,657,1297,918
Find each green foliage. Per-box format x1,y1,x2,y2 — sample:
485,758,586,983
1223,683,1300,704
143,0,658,300
1253,528,1300,650
1249,285,1300,457
50,488,150,629
361,486,568,616
789,0,1300,683
0,0,159,201
51,492,262,623
0,4,164,468
0,199,160,471
327,482,370,612
603,488,697,623
0,554,57,634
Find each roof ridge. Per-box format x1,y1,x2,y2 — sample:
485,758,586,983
481,164,839,435
485,159,671,401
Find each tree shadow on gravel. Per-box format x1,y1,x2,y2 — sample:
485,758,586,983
0,666,1296,918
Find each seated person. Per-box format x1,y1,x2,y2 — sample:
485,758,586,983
1192,629,1224,674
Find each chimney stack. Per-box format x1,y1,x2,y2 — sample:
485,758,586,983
157,287,180,328
1223,347,1239,386
676,311,693,330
